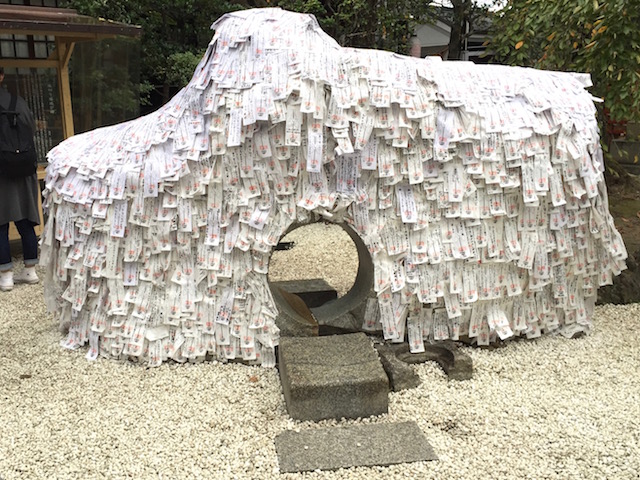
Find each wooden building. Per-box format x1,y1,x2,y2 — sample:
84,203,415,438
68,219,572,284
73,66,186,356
0,4,140,240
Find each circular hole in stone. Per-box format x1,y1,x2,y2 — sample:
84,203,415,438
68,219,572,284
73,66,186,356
268,221,375,336
268,222,358,299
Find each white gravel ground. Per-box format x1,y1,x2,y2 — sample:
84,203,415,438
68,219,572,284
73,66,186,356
1,248,640,479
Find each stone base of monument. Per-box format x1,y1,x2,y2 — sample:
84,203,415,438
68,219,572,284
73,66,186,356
271,286,319,337
374,341,473,390
392,341,473,381
278,333,389,421
316,311,362,335
270,278,338,309
271,278,364,335
374,344,422,391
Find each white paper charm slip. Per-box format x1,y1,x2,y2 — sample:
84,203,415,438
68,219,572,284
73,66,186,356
41,8,626,366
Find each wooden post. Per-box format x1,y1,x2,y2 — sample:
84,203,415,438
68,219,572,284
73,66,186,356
55,38,75,139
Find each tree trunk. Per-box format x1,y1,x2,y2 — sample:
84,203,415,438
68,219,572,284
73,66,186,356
448,0,466,60
162,82,170,105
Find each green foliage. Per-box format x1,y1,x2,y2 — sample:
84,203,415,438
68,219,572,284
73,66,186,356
165,51,207,88
62,0,245,102
488,0,640,124
63,0,436,106
70,37,145,132
273,0,434,54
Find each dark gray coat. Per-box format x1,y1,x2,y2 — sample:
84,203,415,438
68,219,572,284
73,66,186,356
0,86,40,226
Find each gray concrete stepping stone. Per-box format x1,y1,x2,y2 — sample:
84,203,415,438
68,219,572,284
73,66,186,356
275,421,437,473
278,333,389,421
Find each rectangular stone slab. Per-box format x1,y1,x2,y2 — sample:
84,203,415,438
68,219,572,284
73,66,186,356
275,421,437,473
278,333,389,421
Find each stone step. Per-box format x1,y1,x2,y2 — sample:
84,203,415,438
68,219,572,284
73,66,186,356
275,421,437,473
278,333,389,421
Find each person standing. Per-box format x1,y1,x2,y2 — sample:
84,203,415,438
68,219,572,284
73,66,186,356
0,67,40,291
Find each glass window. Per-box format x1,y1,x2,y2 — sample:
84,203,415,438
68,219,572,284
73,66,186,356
33,42,47,58
71,37,141,133
1,39,14,57
14,40,29,58
0,34,56,59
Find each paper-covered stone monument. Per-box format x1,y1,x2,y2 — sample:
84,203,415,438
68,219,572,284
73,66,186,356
40,8,627,366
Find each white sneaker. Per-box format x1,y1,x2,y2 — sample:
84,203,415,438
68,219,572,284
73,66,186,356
0,271,14,291
14,267,39,284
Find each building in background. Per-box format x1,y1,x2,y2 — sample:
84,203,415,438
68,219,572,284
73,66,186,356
0,1,141,157
414,6,492,62
0,1,140,240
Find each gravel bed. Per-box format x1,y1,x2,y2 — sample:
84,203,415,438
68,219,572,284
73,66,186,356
1,256,640,479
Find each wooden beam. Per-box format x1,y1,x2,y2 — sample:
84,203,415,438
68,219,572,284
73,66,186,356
0,58,59,69
59,38,74,69
0,27,101,39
